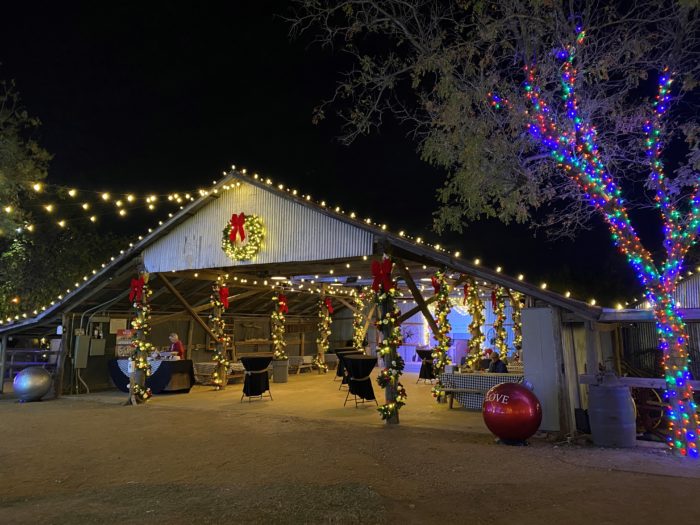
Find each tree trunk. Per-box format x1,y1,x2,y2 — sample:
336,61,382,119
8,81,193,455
653,294,699,458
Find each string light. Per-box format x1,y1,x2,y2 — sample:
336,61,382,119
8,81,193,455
518,29,698,457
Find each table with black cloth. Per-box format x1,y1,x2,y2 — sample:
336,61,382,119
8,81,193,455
335,350,363,384
108,359,195,394
416,348,435,382
343,355,377,406
240,354,273,400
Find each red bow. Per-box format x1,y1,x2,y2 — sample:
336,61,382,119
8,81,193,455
371,258,394,293
129,277,145,303
431,276,440,295
219,287,229,309
463,283,469,305
491,290,498,311
229,212,246,243
324,297,334,314
278,294,288,314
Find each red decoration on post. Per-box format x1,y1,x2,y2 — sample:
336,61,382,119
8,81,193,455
219,287,229,309
324,297,334,314
482,383,542,442
278,294,289,313
431,275,440,295
371,258,394,292
463,283,469,305
229,212,246,243
491,290,498,312
129,277,145,303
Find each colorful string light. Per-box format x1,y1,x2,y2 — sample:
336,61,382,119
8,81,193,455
520,29,698,457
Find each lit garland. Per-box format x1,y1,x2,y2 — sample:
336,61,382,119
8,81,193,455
372,257,406,421
314,296,332,372
517,28,699,457
129,271,153,403
221,213,265,261
430,270,452,399
209,278,230,389
508,290,524,358
352,288,369,352
464,278,485,369
491,286,508,359
271,293,288,360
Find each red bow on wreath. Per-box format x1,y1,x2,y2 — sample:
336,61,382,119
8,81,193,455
431,276,440,295
371,258,394,293
278,294,289,314
129,276,145,303
463,283,469,305
219,287,229,309
229,212,246,243
324,297,334,314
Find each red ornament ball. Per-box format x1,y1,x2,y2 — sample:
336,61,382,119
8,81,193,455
482,382,542,442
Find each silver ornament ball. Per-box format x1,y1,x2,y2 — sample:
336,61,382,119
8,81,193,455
13,367,52,402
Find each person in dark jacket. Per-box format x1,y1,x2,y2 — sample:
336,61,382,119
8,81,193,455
488,351,508,373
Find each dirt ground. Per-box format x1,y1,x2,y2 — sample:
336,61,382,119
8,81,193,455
1,371,699,525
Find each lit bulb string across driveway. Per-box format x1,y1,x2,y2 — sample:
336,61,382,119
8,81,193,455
519,32,698,457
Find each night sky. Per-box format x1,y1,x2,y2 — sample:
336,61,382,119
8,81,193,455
0,2,643,304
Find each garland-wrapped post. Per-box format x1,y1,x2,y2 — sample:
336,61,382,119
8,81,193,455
491,286,509,361
313,295,332,372
271,293,288,361
352,288,369,353
517,33,699,455
128,271,153,404
209,278,230,390
372,257,406,423
463,277,486,369
508,290,524,360
430,270,452,400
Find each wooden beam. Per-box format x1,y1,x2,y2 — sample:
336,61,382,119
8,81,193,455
334,296,357,313
157,273,218,340
580,374,700,389
360,304,377,341
150,303,212,326
397,295,437,324
395,257,440,337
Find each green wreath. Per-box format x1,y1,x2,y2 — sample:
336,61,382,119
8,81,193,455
221,214,265,261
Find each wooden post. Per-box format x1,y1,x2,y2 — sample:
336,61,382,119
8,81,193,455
0,334,7,395
584,321,599,377
52,314,70,399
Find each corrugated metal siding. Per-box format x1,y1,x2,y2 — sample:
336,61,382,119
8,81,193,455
143,183,374,272
675,276,700,308
621,322,700,379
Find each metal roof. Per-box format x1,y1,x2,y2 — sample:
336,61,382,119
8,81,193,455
0,168,604,334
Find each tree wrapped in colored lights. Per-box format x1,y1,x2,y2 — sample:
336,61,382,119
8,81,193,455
430,270,452,399
128,271,153,404
372,257,405,423
294,1,700,455
209,278,230,389
491,287,508,359
520,38,700,455
464,278,485,369
271,293,288,360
